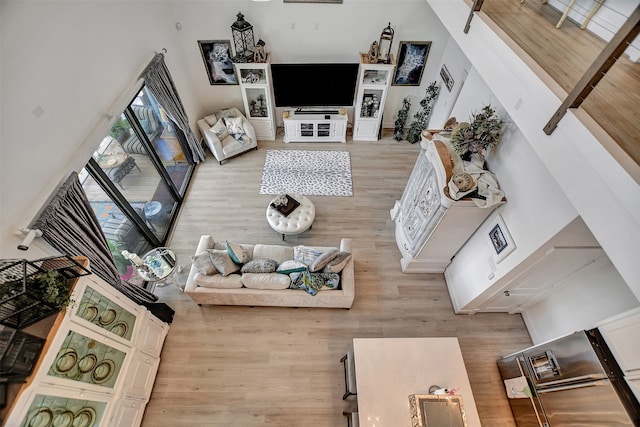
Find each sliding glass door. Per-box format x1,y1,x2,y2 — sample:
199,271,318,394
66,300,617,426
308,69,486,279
81,85,195,284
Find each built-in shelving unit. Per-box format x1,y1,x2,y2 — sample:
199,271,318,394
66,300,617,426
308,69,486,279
353,53,395,141
235,54,276,141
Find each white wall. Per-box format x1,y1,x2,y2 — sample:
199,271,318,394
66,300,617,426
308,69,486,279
443,67,580,312
0,0,447,258
523,255,639,344
428,36,470,128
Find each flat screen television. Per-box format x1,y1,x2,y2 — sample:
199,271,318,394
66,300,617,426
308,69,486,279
271,63,359,108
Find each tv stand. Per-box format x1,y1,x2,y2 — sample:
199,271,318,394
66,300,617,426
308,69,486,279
283,109,347,143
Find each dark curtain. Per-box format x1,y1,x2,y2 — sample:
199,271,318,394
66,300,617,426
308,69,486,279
141,52,205,163
33,172,158,304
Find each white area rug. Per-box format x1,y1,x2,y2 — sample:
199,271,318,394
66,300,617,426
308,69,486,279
259,150,353,196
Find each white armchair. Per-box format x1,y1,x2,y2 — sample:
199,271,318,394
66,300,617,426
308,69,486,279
197,107,257,164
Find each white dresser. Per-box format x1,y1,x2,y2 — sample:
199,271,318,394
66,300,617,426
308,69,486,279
3,274,169,427
390,138,497,273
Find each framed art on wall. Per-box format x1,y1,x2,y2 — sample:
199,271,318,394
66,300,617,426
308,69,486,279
197,40,238,85
486,215,516,263
392,41,431,86
440,64,454,92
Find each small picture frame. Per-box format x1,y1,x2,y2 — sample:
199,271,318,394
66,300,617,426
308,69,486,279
440,64,454,92
197,40,238,85
486,215,516,263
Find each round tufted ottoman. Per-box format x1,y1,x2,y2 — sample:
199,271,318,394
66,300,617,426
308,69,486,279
266,194,315,240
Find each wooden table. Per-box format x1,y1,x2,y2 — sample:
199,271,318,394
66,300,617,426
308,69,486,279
353,337,481,427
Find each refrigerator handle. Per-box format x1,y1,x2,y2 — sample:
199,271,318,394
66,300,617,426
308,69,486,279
537,373,607,388
515,358,548,427
537,380,607,394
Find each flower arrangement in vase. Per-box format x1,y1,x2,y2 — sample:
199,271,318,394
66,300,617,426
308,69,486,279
449,105,504,160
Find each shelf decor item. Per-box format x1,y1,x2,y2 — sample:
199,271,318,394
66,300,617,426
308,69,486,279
230,12,255,63
377,22,394,64
406,81,440,144
449,105,504,160
394,96,412,141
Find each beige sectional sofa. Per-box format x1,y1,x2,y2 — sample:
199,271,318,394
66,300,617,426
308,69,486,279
184,236,355,308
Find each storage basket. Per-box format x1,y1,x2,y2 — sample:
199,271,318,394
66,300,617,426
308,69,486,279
0,256,91,329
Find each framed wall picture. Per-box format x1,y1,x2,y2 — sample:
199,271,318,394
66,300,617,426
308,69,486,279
440,64,454,92
197,40,238,85
486,215,516,263
392,41,432,86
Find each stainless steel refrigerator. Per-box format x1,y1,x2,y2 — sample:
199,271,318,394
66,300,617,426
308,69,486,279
498,329,640,426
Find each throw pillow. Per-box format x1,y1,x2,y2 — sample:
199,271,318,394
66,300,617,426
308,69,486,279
225,116,244,136
226,240,251,265
241,258,278,274
207,249,241,276
277,260,307,274
190,252,218,276
209,118,229,140
293,246,324,265
217,108,236,120
204,114,218,126
309,249,340,273
323,251,352,273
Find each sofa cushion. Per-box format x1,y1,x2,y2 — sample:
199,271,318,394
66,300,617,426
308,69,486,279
277,260,307,274
191,252,218,276
241,258,278,274
242,273,291,290
254,244,294,264
204,114,218,126
290,271,341,295
293,246,324,265
194,272,243,289
207,249,241,276
227,240,251,265
323,251,352,273
309,249,340,273
210,118,229,140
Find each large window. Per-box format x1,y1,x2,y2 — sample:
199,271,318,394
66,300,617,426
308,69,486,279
81,86,195,284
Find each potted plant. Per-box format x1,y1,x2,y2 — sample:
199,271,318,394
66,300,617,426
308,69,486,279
109,119,131,143
0,270,72,313
406,81,440,144
449,105,505,160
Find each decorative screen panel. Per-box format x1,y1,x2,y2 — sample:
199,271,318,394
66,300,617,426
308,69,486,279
75,285,137,342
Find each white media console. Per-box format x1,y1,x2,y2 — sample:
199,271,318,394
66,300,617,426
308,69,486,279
282,109,347,143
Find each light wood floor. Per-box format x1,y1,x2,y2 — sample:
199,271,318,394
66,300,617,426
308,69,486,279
479,0,640,174
142,133,532,426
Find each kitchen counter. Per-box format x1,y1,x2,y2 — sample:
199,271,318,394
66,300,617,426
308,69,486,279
353,337,481,427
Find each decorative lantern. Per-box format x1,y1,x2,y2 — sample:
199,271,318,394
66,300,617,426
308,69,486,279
377,22,394,64
231,12,255,63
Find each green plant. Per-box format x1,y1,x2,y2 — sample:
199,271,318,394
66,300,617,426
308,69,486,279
406,81,440,144
449,105,504,159
0,271,72,311
109,119,131,142
108,239,129,275
394,96,412,142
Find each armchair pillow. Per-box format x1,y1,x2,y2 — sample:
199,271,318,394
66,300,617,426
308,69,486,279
204,114,218,126
210,118,229,140
217,108,237,120
225,116,245,141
